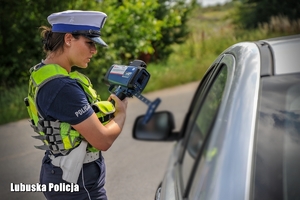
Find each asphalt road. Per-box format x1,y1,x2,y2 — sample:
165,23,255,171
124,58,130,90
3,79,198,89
0,81,199,200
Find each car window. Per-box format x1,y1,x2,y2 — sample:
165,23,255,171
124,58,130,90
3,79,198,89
180,64,228,193
252,74,300,200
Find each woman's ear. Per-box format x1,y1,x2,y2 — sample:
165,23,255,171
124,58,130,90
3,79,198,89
64,33,73,46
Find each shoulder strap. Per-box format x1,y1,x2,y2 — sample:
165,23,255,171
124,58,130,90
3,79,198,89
30,64,100,102
30,64,69,87
70,71,100,102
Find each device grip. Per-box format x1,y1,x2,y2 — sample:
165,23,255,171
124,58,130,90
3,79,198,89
110,91,127,105
117,92,127,101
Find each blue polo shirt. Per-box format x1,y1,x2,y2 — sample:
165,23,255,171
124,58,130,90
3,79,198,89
36,75,94,125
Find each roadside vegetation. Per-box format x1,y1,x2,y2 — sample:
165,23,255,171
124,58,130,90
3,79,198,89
1,2,299,125
143,3,300,92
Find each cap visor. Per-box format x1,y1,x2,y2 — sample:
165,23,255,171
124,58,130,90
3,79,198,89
85,36,108,47
89,37,108,47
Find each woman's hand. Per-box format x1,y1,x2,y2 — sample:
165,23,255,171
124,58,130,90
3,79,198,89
72,94,128,151
108,94,128,116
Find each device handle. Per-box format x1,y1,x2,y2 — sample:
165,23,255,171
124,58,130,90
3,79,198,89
110,86,127,105
129,60,147,68
116,92,127,101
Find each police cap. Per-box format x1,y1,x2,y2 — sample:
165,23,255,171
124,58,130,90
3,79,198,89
47,10,108,47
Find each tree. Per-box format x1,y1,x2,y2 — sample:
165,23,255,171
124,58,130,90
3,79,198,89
233,0,300,29
0,0,195,88
98,0,162,62
101,0,195,63
80,0,195,83
150,0,195,62
0,0,99,89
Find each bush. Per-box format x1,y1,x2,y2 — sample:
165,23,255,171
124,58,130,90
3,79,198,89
0,0,195,90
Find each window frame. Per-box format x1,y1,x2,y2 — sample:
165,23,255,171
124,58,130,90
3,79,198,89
175,59,230,198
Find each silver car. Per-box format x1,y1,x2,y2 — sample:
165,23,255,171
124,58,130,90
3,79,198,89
132,34,300,200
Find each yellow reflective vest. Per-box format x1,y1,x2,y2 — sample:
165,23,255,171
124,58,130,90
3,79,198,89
24,64,115,154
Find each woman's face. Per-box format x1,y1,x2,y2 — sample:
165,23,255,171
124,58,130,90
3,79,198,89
67,35,97,68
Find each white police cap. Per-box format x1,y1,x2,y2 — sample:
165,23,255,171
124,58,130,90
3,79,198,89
47,10,108,47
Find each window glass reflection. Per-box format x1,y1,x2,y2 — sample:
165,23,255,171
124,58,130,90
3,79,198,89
181,65,227,190
253,74,300,200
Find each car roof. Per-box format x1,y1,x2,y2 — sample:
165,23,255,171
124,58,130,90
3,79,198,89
260,34,300,75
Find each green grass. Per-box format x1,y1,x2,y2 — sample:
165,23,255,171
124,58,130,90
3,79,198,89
0,85,29,125
1,5,298,125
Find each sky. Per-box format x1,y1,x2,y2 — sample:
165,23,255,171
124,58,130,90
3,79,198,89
200,0,231,7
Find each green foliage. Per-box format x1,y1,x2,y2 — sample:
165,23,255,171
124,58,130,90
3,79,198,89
0,0,98,90
150,0,196,62
0,84,28,124
0,0,194,90
99,0,161,62
144,2,295,94
84,0,164,84
80,0,195,84
232,0,300,29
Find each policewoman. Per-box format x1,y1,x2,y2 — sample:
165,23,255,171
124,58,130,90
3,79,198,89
24,10,128,199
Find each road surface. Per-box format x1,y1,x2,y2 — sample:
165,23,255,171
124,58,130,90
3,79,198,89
0,81,199,200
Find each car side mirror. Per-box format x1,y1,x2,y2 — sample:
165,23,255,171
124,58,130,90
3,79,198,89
132,111,177,141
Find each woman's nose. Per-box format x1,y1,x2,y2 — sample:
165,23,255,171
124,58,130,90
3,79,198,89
91,46,97,54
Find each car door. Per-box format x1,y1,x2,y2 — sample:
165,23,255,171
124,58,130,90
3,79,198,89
173,54,235,200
